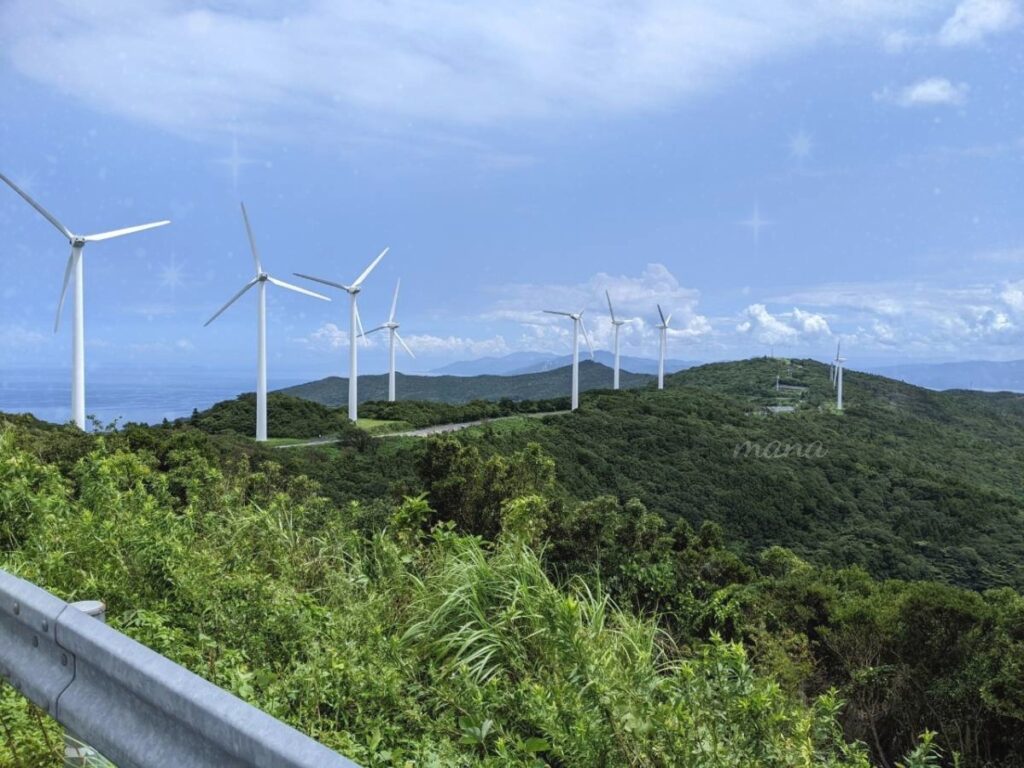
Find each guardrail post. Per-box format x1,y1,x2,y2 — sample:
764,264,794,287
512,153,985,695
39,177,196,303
63,601,105,768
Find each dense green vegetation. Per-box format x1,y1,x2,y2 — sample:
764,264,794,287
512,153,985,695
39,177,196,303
182,391,364,439
0,418,908,768
4,357,1024,765
278,360,651,406
359,396,569,428
438,357,1024,591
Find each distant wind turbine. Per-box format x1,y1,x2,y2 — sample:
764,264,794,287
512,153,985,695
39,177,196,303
830,340,842,388
656,304,672,390
294,247,389,421
544,309,594,410
362,279,414,402
605,290,626,390
836,356,846,411
204,203,329,442
0,172,170,430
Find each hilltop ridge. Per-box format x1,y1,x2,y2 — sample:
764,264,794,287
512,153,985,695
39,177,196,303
277,360,653,406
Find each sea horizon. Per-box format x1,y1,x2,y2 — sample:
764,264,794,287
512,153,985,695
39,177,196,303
0,367,313,426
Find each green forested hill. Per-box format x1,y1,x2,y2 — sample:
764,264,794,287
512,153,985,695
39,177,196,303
277,360,653,406
410,357,1024,590
182,391,364,440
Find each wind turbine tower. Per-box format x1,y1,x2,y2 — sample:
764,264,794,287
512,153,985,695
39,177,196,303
656,304,672,390
0,172,170,430
605,290,626,390
830,340,842,387
836,357,846,411
544,309,594,410
295,247,389,421
362,279,415,402
204,203,330,441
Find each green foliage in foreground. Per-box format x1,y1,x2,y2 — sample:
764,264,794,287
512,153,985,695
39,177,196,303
0,426,898,768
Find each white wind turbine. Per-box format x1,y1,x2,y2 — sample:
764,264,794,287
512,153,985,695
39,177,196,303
362,279,415,402
836,356,846,411
294,247,388,421
0,172,170,430
544,309,594,411
656,304,672,390
204,203,330,442
605,290,626,390
830,340,842,387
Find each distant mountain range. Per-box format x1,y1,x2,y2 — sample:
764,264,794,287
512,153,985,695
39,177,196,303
277,360,654,406
870,360,1024,392
431,351,696,377
429,352,561,376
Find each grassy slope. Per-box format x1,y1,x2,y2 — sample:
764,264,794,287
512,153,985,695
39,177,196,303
277,360,652,406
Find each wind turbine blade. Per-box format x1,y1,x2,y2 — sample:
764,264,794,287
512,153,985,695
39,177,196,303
580,318,595,359
665,314,672,327
83,220,171,242
354,302,368,345
359,325,387,337
388,278,401,323
396,331,415,358
352,246,389,289
203,278,258,326
543,310,573,317
266,276,330,301
54,250,75,332
0,172,73,239
239,202,262,273
293,272,346,291
657,303,667,326
605,290,616,322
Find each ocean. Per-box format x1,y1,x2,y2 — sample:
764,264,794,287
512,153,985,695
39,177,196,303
0,368,311,427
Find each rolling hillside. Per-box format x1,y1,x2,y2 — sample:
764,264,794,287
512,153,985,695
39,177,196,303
277,360,653,406
411,356,1024,590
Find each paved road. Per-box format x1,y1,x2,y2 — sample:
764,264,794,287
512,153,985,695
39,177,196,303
275,436,343,449
274,410,569,449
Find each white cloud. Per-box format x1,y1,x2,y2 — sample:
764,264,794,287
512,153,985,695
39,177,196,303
736,304,832,345
486,263,710,355
297,322,508,357
772,276,1024,354
0,1,956,142
876,77,969,107
0,325,46,348
299,323,358,351
938,0,1021,45
881,29,922,53
883,0,1019,51
1000,280,1024,311
402,334,510,357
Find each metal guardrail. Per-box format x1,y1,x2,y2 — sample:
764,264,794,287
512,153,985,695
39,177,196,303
0,569,360,768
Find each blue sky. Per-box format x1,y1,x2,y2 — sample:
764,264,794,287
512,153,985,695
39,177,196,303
1,0,1022,379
